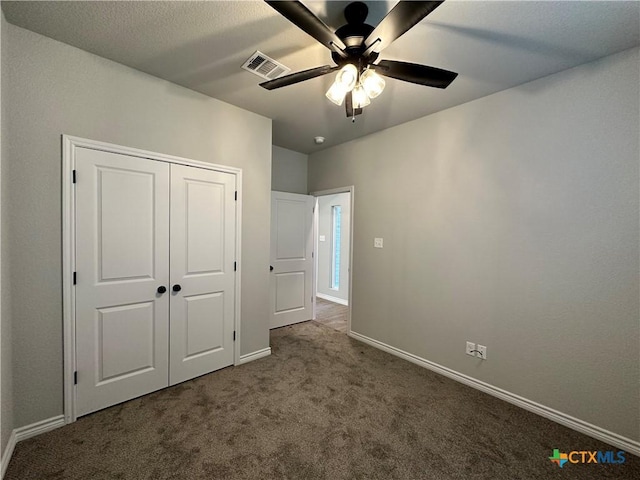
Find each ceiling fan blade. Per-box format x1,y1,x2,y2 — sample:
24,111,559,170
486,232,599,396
364,1,444,54
373,60,458,88
265,1,347,56
260,65,339,90
345,92,363,118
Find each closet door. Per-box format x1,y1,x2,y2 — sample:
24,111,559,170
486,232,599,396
75,148,170,416
169,164,236,385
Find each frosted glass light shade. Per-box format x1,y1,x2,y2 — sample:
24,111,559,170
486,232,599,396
326,82,348,106
335,64,358,91
352,84,371,108
360,69,385,99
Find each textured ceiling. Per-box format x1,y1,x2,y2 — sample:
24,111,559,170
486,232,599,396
2,1,639,154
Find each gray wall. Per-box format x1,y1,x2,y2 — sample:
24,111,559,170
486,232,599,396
308,47,640,442
4,23,272,428
272,145,308,194
316,193,350,303
1,10,14,455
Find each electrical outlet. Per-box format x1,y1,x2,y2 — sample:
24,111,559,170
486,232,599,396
477,344,487,360
374,238,383,248
466,341,476,356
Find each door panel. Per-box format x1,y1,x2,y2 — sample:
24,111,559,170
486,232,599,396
185,181,224,274
270,191,314,328
184,292,225,357
98,169,156,281
170,164,235,385
275,272,306,312
75,148,170,416
97,302,155,382
276,200,308,259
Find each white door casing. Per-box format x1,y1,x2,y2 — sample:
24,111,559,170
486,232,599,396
75,148,171,417
270,191,315,329
169,164,236,385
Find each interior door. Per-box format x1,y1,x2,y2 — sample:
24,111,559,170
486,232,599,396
270,191,315,328
169,164,236,385
75,148,170,417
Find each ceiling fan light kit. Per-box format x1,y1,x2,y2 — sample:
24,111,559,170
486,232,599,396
325,81,348,106
335,63,358,90
360,68,386,99
351,83,371,109
261,0,458,120
325,65,384,109
325,63,359,105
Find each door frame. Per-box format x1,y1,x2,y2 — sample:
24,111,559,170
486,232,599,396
309,186,354,334
62,135,243,423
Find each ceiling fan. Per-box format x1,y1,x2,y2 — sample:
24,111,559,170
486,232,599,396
260,0,458,119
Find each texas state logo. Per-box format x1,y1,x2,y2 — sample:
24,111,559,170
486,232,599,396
549,449,569,468
549,448,626,468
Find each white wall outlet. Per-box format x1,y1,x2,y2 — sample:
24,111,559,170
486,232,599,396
477,344,487,360
374,237,383,248
319,235,326,242
466,341,476,356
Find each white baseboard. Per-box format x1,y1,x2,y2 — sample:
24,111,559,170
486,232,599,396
1,415,65,479
349,330,640,457
316,293,348,306
1,430,16,480
14,415,65,443
238,347,271,365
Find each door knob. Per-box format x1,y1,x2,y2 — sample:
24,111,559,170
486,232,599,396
270,265,274,271
172,284,182,292
157,286,167,294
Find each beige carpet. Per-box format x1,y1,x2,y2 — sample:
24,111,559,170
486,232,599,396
313,297,349,333
5,321,639,479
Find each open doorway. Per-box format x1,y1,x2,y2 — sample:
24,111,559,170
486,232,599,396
311,187,353,334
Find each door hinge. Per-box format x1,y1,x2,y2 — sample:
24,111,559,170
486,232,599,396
72,170,77,183
73,272,77,285
234,261,237,271
312,251,314,258
233,331,236,341
235,191,238,201
74,371,78,385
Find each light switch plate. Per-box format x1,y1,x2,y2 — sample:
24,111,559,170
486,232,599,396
374,238,383,248
319,235,326,242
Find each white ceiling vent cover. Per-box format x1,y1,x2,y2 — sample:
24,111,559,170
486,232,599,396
242,51,291,81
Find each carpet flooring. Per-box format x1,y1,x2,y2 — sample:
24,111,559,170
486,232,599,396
313,297,349,333
5,321,639,479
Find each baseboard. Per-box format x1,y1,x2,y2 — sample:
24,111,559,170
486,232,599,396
14,415,65,443
348,330,640,457
1,430,16,479
1,414,65,479
238,347,271,365
316,293,348,306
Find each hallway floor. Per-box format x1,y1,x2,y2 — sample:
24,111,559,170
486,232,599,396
313,297,348,333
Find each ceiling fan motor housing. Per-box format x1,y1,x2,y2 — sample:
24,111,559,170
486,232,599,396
332,2,377,69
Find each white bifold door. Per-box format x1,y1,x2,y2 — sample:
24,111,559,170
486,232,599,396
270,191,314,329
75,148,236,417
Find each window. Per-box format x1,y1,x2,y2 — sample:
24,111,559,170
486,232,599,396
331,205,342,290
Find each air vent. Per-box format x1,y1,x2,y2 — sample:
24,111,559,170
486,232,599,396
242,51,291,81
